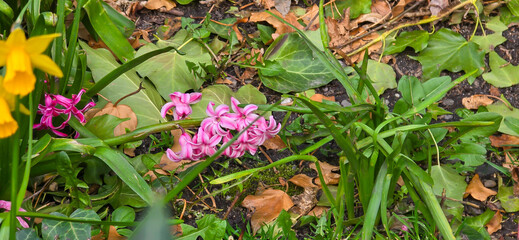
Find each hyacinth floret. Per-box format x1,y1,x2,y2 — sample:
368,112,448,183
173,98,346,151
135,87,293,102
164,95,281,162
34,89,95,137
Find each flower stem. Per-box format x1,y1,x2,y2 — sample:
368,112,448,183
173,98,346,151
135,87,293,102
113,82,145,107
9,96,20,238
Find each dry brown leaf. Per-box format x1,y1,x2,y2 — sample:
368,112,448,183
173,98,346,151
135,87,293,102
485,211,502,235
241,189,294,234
262,135,287,150
93,103,138,136
489,86,500,97
462,95,494,109
371,0,391,16
289,174,318,189
249,10,303,37
464,174,497,201
430,0,449,16
307,206,328,217
290,187,318,215
300,5,320,31
310,94,335,103
215,78,233,84
392,0,415,17
489,134,519,148
511,167,519,195
274,0,291,16
240,68,257,81
145,0,176,10
309,161,340,185
254,0,275,9
92,225,126,240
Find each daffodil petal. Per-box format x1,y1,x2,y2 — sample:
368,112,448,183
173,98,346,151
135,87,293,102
25,33,60,54
0,41,8,66
6,29,26,47
0,97,18,138
31,54,63,77
3,49,35,96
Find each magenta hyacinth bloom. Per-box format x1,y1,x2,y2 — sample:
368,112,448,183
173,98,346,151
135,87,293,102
34,89,95,137
161,92,202,120
0,200,29,228
164,94,282,162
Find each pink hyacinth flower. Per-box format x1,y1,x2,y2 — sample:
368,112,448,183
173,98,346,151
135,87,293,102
191,128,222,157
0,200,29,228
166,133,201,162
201,102,236,136
228,97,259,131
34,89,95,137
161,92,202,120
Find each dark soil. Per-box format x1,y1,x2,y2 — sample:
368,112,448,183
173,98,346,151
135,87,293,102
128,1,519,239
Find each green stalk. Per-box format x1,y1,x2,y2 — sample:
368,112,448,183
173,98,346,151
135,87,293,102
104,119,201,146
9,96,20,239
16,93,33,211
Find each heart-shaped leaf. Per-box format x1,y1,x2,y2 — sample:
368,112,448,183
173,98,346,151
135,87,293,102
482,51,519,87
42,209,100,240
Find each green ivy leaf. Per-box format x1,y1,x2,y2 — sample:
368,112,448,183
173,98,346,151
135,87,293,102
462,209,494,240
42,209,100,240
486,102,519,136
482,51,519,87
384,30,429,55
325,0,371,19
16,229,41,240
447,143,487,166
398,75,425,106
79,42,165,128
135,29,212,98
112,206,136,222
190,85,267,119
497,184,519,212
178,215,227,240
412,29,484,82
259,31,335,93
486,16,508,32
366,60,397,95
472,33,506,53
430,165,467,200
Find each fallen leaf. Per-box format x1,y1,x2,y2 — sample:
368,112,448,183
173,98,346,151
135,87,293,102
489,86,500,97
145,0,176,10
464,174,497,201
307,206,328,217
254,0,275,9
392,0,415,17
462,95,494,109
240,68,257,81
489,134,519,147
485,211,502,235
371,0,391,16
289,174,318,189
241,189,294,234
290,187,318,215
309,161,340,185
310,94,336,102
249,10,304,38
511,167,519,195
91,103,138,137
430,0,449,16
262,135,287,150
92,225,126,240
215,78,233,84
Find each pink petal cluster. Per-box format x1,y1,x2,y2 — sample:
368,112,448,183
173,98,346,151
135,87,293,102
166,97,281,161
0,200,29,228
161,92,202,120
34,89,95,137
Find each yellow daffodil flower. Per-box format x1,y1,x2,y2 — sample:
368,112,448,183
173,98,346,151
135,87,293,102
0,95,17,138
0,28,63,96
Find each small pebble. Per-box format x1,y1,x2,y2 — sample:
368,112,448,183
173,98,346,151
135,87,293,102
281,98,293,105
394,93,400,98
443,115,453,120
323,87,329,92
341,100,351,107
484,180,497,188
443,98,454,106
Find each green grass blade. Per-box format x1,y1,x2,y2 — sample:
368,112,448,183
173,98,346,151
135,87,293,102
361,162,388,240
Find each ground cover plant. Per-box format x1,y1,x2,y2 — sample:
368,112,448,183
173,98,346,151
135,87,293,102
1,0,519,239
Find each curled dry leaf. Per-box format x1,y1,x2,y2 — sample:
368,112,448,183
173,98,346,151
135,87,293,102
249,10,303,38
262,135,287,150
485,211,502,235
241,189,294,234
274,0,291,16
309,161,340,185
489,134,519,147
511,167,519,195
254,0,275,9
392,0,415,17
307,206,328,217
289,174,318,189
464,174,497,202
462,95,494,110
144,0,176,11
